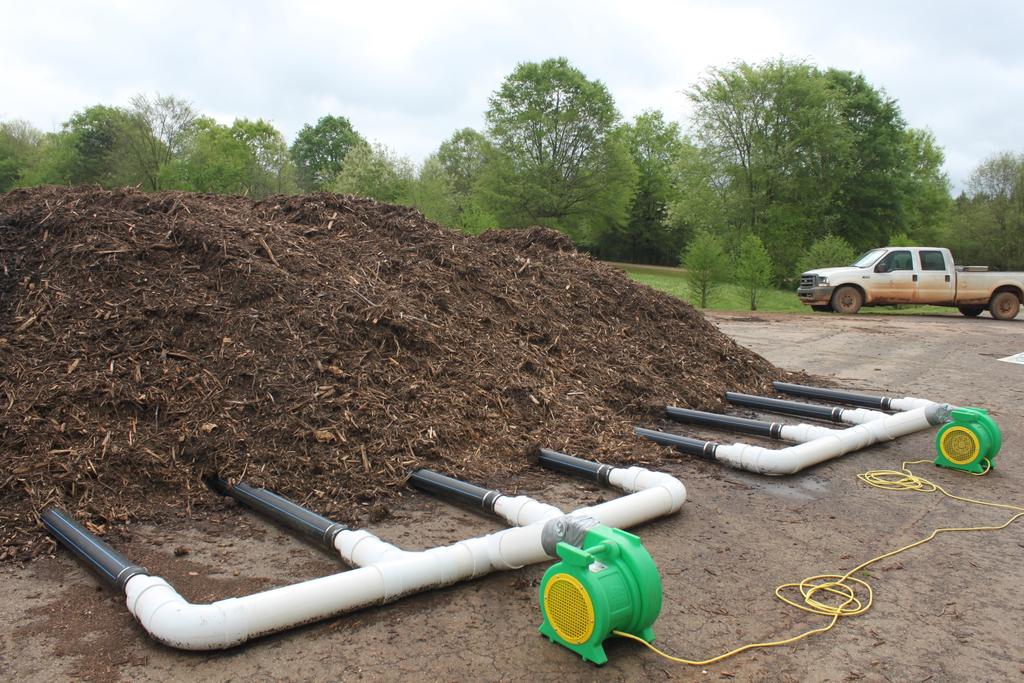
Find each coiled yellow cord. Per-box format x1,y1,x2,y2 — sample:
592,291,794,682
614,458,1024,666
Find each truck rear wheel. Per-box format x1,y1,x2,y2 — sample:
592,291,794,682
958,306,984,317
989,291,1021,321
830,286,862,314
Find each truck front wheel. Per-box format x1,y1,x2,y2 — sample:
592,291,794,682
989,291,1021,321
830,286,863,314
958,306,984,317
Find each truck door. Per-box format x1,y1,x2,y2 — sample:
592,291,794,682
916,250,955,304
872,249,916,303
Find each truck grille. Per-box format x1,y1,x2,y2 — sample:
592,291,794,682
799,274,815,288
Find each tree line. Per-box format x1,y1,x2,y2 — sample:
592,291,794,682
2,57,1022,288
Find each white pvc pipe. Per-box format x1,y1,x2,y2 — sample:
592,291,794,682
122,465,686,650
768,401,940,444
713,404,949,476
890,396,937,411
836,407,892,424
778,423,840,442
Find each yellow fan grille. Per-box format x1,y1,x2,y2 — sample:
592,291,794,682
543,573,595,645
940,426,981,465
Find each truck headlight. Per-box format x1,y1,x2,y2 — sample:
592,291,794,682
817,275,829,286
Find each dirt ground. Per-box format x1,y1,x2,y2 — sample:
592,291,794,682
2,310,1022,682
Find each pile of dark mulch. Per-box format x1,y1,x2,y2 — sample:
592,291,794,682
0,186,786,561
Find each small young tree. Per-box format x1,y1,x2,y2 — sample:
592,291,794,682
887,232,918,246
796,234,857,275
735,233,774,310
409,155,460,226
681,229,729,308
332,142,415,203
0,119,44,191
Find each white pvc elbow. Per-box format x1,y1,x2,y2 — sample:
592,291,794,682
126,575,249,650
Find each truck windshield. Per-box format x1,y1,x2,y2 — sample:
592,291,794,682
852,249,886,268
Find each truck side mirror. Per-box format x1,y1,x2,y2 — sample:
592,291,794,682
874,262,889,273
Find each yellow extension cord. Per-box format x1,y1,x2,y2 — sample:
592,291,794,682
613,459,1024,666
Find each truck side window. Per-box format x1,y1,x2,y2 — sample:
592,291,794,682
877,250,913,272
920,250,946,271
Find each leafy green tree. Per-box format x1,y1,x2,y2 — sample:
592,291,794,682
427,128,499,232
436,128,489,198
944,152,1024,270
479,57,637,242
0,120,44,191
291,115,365,190
796,234,857,275
899,128,952,245
456,200,500,234
887,232,919,246
690,59,851,258
667,140,731,242
687,59,953,278
409,155,460,226
332,142,414,203
823,69,906,248
34,105,139,186
123,93,199,190
159,119,255,195
681,229,729,308
595,110,685,263
734,233,774,310
230,118,297,196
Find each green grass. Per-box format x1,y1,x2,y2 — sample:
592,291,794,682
608,262,956,316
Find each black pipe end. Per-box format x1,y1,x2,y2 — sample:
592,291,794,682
206,478,349,549
409,469,501,513
725,391,846,423
42,508,149,593
635,427,719,461
772,381,892,411
203,473,232,497
537,448,612,485
665,405,782,439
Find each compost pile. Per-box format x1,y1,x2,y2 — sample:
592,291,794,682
0,186,784,561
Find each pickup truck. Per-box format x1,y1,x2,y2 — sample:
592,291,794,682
796,246,1024,320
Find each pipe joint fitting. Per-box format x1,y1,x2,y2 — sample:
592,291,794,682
926,403,954,426
540,515,601,556
335,529,408,566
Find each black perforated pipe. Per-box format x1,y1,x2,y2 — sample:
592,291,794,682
408,469,502,513
773,382,893,410
207,477,348,549
42,508,148,592
538,449,613,485
725,392,845,422
666,406,784,439
634,427,719,460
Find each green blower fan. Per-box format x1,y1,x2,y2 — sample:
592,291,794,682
935,407,1001,473
538,521,662,665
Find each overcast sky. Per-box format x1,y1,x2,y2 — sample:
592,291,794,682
3,1,1022,190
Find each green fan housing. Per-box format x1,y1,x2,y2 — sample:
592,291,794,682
934,407,1001,473
538,525,662,666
